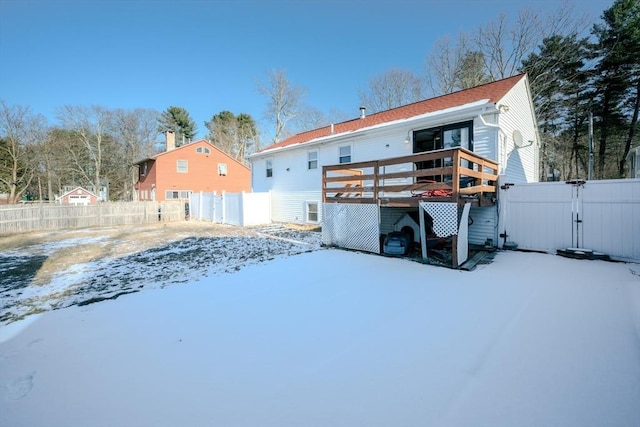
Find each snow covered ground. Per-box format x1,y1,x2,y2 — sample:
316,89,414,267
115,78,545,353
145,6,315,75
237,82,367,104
1,235,639,426
0,223,322,324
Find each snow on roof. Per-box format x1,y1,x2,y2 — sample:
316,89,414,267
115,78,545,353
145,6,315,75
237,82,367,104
255,74,525,156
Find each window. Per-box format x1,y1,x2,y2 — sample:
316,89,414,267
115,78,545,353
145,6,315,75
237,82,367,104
204,147,210,154
165,190,191,199
413,121,473,153
218,163,228,176
177,160,188,173
307,151,318,170
266,158,273,178
306,202,319,223
339,145,351,164
140,162,147,176
197,146,211,154
412,121,473,180
196,147,203,153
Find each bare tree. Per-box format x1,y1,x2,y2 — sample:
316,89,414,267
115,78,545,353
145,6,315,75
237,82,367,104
475,10,542,80
57,105,112,199
426,1,588,96
292,106,329,133
257,69,306,142
108,108,160,200
425,33,489,95
358,68,425,113
0,101,47,203
425,35,459,96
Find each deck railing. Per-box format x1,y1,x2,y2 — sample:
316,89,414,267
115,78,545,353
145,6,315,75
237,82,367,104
322,147,499,207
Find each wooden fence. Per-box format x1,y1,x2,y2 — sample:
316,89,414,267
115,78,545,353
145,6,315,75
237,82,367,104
0,201,186,234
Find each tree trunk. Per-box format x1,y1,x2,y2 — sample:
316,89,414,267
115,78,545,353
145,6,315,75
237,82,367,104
619,80,640,177
598,89,612,179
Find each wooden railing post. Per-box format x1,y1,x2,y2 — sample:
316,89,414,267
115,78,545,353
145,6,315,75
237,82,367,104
322,166,327,203
451,149,460,201
373,161,379,203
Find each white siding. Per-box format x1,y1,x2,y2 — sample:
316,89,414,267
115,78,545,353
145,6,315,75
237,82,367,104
471,118,498,161
252,83,539,224
496,77,538,183
271,190,322,224
469,206,498,245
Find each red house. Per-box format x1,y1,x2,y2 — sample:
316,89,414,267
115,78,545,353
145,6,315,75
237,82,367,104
57,187,99,205
135,132,251,202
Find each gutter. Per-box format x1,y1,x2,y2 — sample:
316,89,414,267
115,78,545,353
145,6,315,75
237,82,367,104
250,100,492,160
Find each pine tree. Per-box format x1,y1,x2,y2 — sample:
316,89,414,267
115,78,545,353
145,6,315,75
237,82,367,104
522,34,591,180
591,0,640,178
157,106,197,146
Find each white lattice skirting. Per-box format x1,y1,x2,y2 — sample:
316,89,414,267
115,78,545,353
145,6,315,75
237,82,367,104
322,203,380,253
420,202,459,237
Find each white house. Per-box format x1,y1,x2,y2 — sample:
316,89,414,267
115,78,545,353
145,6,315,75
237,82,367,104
250,74,539,260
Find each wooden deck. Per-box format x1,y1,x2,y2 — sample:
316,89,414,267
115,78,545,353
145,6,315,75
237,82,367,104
322,148,499,207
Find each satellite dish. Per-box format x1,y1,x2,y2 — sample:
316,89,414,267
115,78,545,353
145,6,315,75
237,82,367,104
513,130,524,148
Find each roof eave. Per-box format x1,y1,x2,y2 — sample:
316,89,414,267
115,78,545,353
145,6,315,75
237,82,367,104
249,99,492,159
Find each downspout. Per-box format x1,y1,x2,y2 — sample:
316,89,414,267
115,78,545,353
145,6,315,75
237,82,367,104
477,110,506,249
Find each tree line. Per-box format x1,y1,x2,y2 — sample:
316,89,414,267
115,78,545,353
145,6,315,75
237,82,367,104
1,0,637,204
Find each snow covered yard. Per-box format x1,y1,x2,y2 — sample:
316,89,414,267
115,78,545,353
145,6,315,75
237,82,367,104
0,222,322,324
1,232,639,426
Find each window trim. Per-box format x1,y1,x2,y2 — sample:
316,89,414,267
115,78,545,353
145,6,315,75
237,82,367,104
339,145,352,164
306,201,319,223
307,150,318,170
266,158,273,178
176,159,188,173
412,120,474,153
165,190,192,200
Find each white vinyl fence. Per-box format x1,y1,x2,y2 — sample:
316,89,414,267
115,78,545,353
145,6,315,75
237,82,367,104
498,179,640,261
189,191,271,226
0,201,185,234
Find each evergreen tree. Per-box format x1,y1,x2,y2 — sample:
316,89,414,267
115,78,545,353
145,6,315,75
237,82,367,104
157,106,197,146
591,0,640,178
205,111,258,162
522,34,591,180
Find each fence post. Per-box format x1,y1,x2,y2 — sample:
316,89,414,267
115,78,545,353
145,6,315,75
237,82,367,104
221,191,226,224
212,191,217,223
240,191,246,226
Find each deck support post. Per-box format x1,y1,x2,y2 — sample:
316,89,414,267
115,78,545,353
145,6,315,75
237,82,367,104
451,235,458,267
419,206,428,262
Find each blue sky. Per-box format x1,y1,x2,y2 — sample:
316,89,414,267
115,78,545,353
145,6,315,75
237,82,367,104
0,0,611,141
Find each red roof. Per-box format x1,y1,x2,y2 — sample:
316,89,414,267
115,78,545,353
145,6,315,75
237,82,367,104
258,74,525,153
136,139,250,170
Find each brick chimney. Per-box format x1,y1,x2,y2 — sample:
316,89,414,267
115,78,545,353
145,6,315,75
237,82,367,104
165,130,176,152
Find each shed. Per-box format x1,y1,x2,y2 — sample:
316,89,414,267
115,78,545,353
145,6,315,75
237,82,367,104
57,187,99,205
